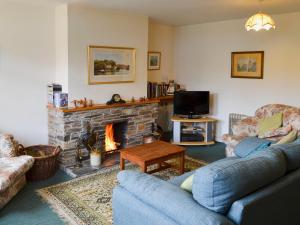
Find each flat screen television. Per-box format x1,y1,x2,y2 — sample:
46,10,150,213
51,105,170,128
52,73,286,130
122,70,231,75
174,91,209,118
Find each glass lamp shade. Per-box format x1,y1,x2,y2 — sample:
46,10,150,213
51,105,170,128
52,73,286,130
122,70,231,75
245,13,276,31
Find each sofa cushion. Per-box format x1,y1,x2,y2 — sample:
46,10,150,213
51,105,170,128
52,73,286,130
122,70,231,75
117,171,235,225
0,155,34,191
192,150,286,214
169,171,194,187
234,137,272,157
270,139,300,172
180,174,194,192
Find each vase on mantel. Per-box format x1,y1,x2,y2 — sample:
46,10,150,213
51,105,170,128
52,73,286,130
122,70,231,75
90,150,102,167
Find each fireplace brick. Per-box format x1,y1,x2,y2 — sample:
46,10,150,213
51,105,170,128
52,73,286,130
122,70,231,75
137,124,146,131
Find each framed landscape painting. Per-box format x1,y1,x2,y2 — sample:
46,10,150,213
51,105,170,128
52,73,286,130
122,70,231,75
148,52,161,70
88,46,136,84
231,51,264,79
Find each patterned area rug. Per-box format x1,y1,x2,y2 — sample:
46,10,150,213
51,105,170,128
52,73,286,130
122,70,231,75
38,156,206,225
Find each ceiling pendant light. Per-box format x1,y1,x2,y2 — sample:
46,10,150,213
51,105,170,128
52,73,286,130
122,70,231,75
245,0,276,31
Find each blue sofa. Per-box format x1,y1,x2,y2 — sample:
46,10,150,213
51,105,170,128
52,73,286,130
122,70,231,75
113,141,300,225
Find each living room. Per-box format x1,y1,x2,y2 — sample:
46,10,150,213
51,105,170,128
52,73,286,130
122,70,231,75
1,0,300,225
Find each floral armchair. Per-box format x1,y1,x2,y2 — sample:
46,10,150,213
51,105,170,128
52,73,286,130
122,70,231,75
222,104,300,157
0,133,34,209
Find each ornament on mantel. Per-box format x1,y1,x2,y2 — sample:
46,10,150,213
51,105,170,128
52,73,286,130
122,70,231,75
72,98,93,108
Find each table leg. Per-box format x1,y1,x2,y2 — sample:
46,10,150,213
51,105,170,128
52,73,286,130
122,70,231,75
179,153,185,174
120,157,125,170
158,162,162,170
141,163,147,173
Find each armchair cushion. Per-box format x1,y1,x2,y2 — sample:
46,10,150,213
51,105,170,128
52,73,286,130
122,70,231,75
257,113,283,137
0,155,34,191
192,150,286,214
117,170,234,225
259,125,292,139
0,134,18,158
273,129,298,145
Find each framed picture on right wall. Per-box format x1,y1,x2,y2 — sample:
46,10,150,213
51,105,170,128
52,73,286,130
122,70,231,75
231,51,264,79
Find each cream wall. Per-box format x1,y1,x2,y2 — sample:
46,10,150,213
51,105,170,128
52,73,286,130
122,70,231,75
148,22,175,82
67,5,149,103
0,2,55,145
55,4,69,93
175,12,300,140
0,2,149,145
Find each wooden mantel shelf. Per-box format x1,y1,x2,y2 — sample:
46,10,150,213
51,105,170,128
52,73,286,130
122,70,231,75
48,99,160,113
151,95,173,103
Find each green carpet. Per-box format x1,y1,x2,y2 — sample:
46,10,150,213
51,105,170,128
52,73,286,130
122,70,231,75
0,170,71,225
0,143,225,225
186,142,226,163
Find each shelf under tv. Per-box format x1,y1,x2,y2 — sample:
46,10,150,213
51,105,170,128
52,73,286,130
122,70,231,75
171,116,217,146
172,141,215,146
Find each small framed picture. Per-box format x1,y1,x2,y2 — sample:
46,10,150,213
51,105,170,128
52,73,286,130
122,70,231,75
148,52,161,70
231,51,264,79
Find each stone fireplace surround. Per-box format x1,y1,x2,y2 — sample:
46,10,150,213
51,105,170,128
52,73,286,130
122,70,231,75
48,100,159,169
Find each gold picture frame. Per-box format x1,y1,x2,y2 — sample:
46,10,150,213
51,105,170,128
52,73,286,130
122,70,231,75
231,51,264,79
88,45,136,85
148,51,161,70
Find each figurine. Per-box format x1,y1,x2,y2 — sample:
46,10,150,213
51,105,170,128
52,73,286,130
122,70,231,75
167,80,175,95
88,99,93,107
106,94,126,105
72,100,78,108
72,98,91,108
139,96,146,102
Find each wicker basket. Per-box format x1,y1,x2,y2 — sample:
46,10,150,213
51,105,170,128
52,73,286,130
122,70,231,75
19,145,61,181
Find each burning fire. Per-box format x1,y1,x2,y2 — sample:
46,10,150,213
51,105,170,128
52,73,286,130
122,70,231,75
105,124,117,151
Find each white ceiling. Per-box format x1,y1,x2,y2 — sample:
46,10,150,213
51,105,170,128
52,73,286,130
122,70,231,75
6,0,300,26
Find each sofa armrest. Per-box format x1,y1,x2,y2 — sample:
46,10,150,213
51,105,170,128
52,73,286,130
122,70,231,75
117,171,235,225
0,133,19,158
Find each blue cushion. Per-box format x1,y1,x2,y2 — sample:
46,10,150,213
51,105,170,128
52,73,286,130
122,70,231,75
192,150,286,214
234,137,272,157
269,138,300,172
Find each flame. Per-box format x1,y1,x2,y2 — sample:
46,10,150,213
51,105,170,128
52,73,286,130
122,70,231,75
105,124,117,151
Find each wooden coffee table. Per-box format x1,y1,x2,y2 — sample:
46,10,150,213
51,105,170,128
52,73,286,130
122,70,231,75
120,141,185,174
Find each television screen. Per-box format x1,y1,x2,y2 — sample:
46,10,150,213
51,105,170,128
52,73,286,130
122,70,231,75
174,91,209,117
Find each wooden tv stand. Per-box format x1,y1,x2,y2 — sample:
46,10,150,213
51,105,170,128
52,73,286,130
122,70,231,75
171,116,217,146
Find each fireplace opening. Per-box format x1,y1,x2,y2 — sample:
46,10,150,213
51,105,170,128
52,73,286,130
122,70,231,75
104,121,127,153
